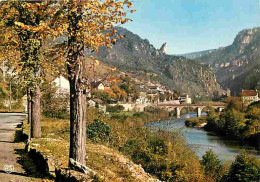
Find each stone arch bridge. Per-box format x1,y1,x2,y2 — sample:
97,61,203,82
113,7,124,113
158,103,226,118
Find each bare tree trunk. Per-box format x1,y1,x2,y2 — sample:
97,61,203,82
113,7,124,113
31,85,41,138
68,77,87,166
67,2,87,166
27,89,31,124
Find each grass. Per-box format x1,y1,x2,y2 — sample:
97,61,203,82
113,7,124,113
23,111,154,181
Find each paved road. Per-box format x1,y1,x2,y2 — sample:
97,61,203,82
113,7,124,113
0,113,33,182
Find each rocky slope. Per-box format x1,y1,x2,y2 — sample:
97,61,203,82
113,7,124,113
197,27,260,95
179,49,216,59
96,27,221,98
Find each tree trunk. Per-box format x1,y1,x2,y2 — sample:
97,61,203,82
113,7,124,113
27,89,31,125
67,2,87,166
69,77,87,166
31,85,41,138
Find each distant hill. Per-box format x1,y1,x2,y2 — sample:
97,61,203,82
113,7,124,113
178,49,216,60
96,27,221,98
197,27,260,95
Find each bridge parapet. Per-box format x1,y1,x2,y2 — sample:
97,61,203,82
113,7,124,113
158,103,226,118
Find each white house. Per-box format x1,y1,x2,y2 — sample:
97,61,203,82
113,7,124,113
136,92,148,104
179,94,192,104
97,83,105,90
53,76,70,94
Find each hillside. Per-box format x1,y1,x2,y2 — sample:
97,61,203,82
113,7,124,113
197,27,260,95
96,27,221,98
178,49,216,59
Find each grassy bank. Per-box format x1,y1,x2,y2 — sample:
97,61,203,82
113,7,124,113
24,107,207,181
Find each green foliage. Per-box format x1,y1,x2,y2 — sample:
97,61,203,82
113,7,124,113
106,105,124,113
0,86,7,99
220,108,245,137
119,83,130,94
145,106,163,114
201,149,221,180
87,119,111,143
226,151,260,182
120,131,205,181
110,114,128,123
148,137,167,155
205,99,259,138
92,90,111,104
185,117,207,127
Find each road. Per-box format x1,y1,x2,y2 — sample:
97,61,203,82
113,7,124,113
0,113,33,182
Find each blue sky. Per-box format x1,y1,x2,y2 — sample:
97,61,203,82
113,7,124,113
122,0,260,54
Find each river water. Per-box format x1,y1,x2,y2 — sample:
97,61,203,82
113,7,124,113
146,112,260,161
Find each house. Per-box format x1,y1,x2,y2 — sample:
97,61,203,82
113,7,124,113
241,90,259,106
136,92,148,104
53,75,91,97
87,98,106,112
97,83,105,90
53,76,70,94
178,94,192,104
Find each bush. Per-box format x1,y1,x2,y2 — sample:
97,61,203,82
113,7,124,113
87,119,111,143
185,117,207,127
148,136,168,155
106,105,124,113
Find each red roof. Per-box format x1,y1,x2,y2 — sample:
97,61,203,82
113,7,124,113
241,90,258,97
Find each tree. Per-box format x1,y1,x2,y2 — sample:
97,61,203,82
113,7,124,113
1,0,135,167
201,149,221,180
0,1,67,138
64,0,135,166
227,151,260,182
0,1,44,137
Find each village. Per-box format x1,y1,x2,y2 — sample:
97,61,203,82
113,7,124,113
1,59,259,114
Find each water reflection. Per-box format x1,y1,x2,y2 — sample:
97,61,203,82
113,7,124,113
146,113,260,161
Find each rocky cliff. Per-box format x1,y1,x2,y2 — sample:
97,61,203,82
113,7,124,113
197,27,260,95
179,49,216,59
96,27,221,98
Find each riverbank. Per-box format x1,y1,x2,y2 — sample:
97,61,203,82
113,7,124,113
23,108,208,181
146,112,260,161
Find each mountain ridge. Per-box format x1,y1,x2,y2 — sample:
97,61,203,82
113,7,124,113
196,27,260,95
96,27,222,98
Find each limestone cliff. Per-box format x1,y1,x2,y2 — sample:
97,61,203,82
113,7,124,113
197,27,260,95
96,27,221,98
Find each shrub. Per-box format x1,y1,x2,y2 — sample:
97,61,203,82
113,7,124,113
87,119,111,143
148,136,167,155
185,117,206,127
106,105,124,113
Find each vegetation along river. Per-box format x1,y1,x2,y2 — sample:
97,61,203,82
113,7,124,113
146,112,260,161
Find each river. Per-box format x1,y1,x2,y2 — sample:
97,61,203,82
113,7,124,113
146,112,260,161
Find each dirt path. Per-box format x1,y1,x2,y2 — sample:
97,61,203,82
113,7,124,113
0,113,39,182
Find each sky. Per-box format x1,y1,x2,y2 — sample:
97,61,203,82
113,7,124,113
122,0,260,54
